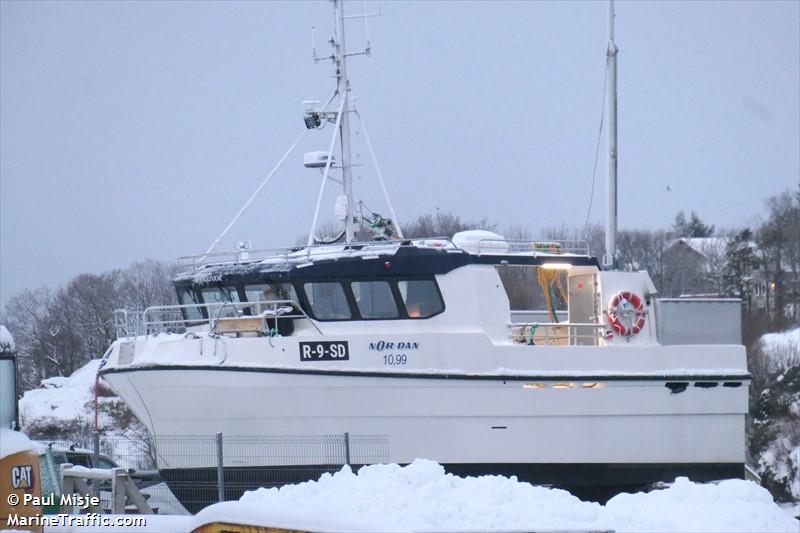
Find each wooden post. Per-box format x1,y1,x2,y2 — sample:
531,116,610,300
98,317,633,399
112,468,127,514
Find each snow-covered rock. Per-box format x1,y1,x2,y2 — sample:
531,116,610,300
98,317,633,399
192,460,798,532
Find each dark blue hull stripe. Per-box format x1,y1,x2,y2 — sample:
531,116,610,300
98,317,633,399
100,364,750,382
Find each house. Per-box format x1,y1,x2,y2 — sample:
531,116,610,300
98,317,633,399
661,237,729,297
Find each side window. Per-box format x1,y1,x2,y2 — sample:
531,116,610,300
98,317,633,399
303,282,351,320
244,283,299,315
68,453,91,467
178,288,204,321
201,287,241,318
398,279,444,318
95,457,117,469
352,281,399,319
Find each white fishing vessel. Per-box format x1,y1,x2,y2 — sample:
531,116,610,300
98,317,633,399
99,0,749,511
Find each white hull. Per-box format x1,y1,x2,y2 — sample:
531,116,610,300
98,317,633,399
104,366,746,470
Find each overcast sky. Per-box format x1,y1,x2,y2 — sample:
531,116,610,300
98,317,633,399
1,0,798,305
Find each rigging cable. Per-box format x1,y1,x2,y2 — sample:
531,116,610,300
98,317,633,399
582,65,609,240
352,94,405,238
201,129,308,261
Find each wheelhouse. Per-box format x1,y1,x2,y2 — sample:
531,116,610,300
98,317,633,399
167,236,600,336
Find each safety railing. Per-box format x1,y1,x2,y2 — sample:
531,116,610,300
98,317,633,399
509,322,606,346
476,238,590,257
114,309,142,339
114,300,321,339
175,239,448,273
176,236,592,273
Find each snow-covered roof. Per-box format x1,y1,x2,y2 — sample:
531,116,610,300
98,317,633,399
176,236,594,283
0,325,15,353
670,237,730,258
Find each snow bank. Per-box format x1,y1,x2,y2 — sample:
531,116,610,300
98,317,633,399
193,460,798,532
19,359,101,424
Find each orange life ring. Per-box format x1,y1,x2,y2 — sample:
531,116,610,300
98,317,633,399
607,290,647,337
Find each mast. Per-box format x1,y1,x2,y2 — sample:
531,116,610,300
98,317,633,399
333,0,355,243
603,0,618,269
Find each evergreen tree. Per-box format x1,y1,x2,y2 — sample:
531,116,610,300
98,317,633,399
672,210,714,238
723,229,758,312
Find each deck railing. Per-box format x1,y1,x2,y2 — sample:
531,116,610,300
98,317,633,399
475,238,590,256
175,237,591,273
509,322,606,346
114,300,320,339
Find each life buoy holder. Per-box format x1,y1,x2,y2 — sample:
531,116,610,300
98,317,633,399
606,291,647,337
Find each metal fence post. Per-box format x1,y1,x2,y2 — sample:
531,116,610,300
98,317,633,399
216,432,225,502
92,431,100,498
344,432,350,465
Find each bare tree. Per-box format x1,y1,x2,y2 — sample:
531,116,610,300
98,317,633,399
3,289,54,389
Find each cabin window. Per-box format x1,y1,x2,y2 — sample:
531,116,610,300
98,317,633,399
397,280,444,318
351,281,400,319
244,283,298,315
201,287,241,318
178,288,204,322
303,282,352,320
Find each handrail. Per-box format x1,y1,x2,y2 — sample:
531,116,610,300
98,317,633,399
176,236,592,273
113,299,322,338
508,321,606,346
477,238,590,256
176,239,438,273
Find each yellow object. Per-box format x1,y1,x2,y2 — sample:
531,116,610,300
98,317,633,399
1,448,43,532
537,267,567,323
193,524,311,533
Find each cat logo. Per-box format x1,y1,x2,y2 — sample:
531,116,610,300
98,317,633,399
11,465,34,490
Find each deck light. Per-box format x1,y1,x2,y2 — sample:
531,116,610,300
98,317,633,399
581,382,607,389
541,263,572,270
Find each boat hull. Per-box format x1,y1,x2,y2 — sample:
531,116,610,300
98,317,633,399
102,364,747,474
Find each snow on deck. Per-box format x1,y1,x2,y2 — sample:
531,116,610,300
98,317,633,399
191,460,798,533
